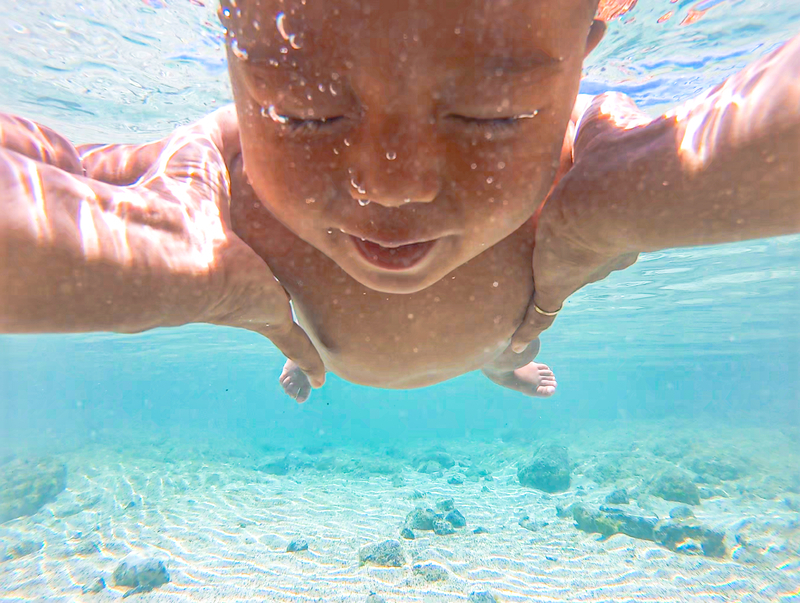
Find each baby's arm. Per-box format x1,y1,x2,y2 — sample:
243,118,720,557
513,34,800,349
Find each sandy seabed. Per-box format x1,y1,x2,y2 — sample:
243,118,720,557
1,419,798,602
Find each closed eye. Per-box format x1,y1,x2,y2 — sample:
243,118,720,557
448,111,539,133
262,105,346,134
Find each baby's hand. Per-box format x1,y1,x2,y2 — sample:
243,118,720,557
80,107,325,388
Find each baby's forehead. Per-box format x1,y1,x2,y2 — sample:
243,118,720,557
223,0,595,63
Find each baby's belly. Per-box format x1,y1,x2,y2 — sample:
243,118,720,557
288,243,535,389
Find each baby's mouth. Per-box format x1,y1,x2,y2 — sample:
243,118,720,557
350,235,437,270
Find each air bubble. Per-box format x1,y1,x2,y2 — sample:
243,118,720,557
231,39,249,60
262,105,289,124
276,12,289,38
386,151,397,161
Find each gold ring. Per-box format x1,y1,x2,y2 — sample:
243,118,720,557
533,303,560,317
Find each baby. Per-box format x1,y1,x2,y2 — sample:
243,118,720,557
221,0,607,401
2,0,798,403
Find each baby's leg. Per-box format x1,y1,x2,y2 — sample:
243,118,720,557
481,339,557,397
280,359,312,403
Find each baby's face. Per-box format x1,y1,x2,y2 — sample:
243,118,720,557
222,0,597,294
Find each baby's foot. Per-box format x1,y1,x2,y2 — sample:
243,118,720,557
280,359,312,403
484,362,557,397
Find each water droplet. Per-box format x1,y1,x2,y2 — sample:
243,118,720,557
262,105,289,124
253,20,261,31
357,198,370,207
269,58,279,67
492,281,499,287
497,161,506,170
519,110,539,119
289,34,302,50
326,228,334,235
454,26,462,34
222,7,231,18
386,151,397,161
280,46,289,54
486,176,494,184
231,39,249,60
276,12,289,39
329,83,338,96
305,198,315,204
403,198,411,203
343,138,351,147
470,163,477,170
332,148,339,155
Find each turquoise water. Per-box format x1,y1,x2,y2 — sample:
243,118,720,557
1,1,799,601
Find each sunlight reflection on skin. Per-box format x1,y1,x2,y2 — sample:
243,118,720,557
1,107,235,274
667,35,800,172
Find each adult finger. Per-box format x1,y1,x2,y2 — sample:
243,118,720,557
78,140,167,185
256,321,326,388
510,296,560,353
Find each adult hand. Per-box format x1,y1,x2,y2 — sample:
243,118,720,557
79,107,326,387
510,93,647,352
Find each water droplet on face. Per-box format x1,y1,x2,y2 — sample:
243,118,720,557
386,151,397,161
403,198,411,203
343,139,351,147
276,12,288,39
222,7,231,18
253,20,261,31
486,176,494,184
280,46,289,54
305,198,315,204
497,161,505,170
326,228,334,235
231,39,249,60
357,198,370,207
454,26,462,34
262,105,289,124
289,34,302,50
470,163,477,170
519,110,539,119
269,58,279,67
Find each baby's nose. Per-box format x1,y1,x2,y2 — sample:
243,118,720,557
348,118,441,208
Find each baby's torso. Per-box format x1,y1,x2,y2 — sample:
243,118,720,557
231,194,536,388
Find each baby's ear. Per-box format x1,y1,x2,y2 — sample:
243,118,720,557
584,19,606,58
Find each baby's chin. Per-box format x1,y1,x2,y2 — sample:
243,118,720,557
342,263,446,295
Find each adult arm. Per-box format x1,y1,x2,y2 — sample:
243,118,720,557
512,34,800,350
0,108,325,386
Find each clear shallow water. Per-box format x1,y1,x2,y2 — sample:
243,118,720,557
1,1,799,601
